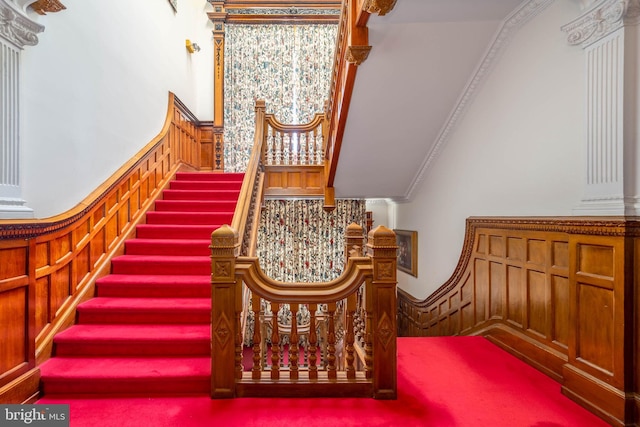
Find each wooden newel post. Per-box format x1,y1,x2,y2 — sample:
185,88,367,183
366,225,398,399
210,225,240,398
345,222,365,262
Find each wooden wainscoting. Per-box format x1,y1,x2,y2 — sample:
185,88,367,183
264,165,325,197
397,217,639,427
0,92,209,404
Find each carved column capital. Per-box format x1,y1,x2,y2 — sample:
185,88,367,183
362,0,397,16
0,0,44,48
561,0,640,48
345,45,371,66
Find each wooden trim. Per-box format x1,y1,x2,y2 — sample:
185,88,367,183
396,216,640,426
0,92,204,403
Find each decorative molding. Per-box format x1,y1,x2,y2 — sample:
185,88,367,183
345,45,371,65
0,0,44,48
30,0,65,15
403,0,555,202
561,0,640,48
362,0,397,16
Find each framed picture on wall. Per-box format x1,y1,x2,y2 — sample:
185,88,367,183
168,0,177,12
395,229,417,277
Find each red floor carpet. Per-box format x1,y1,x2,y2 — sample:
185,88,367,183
38,337,608,426
36,172,608,425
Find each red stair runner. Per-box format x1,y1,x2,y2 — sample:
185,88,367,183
39,172,243,396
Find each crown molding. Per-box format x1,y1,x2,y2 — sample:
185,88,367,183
401,0,555,203
0,0,44,48
561,0,640,48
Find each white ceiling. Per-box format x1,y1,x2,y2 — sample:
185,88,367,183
333,0,526,200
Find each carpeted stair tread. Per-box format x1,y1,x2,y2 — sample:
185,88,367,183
169,180,243,191
154,199,238,212
111,255,211,275
175,172,244,181
77,297,211,324
96,274,210,298
145,211,233,225
124,239,211,256
40,357,210,395
161,189,241,201
135,224,225,239
40,172,242,399
54,324,210,356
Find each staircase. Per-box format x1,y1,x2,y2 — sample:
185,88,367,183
39,172,244,396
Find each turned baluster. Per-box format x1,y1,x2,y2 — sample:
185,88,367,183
345,293,357,379
364,294,373,380
270,303,281,380
251,293,262,380
235,297,243,379
308,303,318,380
289,303,299,380
326,302,337,380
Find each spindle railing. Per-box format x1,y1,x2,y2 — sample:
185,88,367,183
210,222,398,399
257,101,329,200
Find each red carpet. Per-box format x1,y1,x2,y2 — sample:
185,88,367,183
39,172,243,396
37,172,607,425
37,337,608,426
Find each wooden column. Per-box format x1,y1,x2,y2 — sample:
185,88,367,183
210,2,226,171
366,225,397,399
210,225,239,398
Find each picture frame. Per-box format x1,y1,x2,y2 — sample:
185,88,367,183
168,0,177,12
395,229,417,277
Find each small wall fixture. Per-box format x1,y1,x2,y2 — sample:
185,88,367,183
186,39,201,53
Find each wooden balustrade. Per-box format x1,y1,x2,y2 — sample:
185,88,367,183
0,92,218,404
258,102,329,200
397,217,640,427
211,222,398,399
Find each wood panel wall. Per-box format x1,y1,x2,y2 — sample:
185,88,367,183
0,93,212,404
397,217,639,427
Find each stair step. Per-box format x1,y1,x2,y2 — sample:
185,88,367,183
124,239,210,256
96,274,210,298
111,255,211,275
54,324,210,356
136,224,224,239
169,180,243,191
154,199,238,212
77,297,211,324
162,189,241,201
145,211,233,225
176,172,244,182
40,357,210,395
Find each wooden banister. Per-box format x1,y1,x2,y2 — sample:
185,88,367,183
0,92,211,404
211,223,398,399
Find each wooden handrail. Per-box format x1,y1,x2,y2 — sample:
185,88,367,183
211,223,398,399
231,100,266,256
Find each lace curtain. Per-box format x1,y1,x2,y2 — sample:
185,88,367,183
257,199,367,282
223,24,337,172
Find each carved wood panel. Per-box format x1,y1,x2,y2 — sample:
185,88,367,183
397,217,639,426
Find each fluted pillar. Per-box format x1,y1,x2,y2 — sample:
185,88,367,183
0,0,44,218
562,0,640,215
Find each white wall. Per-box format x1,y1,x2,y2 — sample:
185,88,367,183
394,1,585,299
21,0,214,218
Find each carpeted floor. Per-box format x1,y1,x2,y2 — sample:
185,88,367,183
37,337,609,426
35,172,609,426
